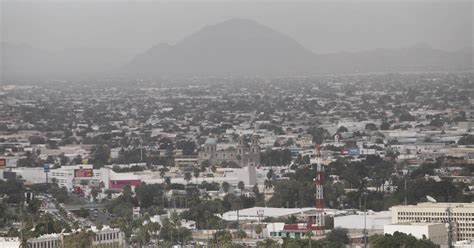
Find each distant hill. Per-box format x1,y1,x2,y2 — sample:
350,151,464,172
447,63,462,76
124,19,318,77
1,19,472,82
125,19,472,77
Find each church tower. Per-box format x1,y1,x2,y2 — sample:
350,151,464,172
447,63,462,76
249,134,260,165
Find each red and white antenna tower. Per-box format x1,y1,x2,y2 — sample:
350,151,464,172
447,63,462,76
314,144,325,235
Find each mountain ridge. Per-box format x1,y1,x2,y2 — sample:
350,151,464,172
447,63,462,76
1,19,472,82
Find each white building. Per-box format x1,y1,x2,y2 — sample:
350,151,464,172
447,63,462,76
221,207,343,222
391,202,474,241
454,239,474,248
0,237,20,248
384,223,448,246
334,211,391,233
28,233,63,248
91,226,125,246
8,164,99,191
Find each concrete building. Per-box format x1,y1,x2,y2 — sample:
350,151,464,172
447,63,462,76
26,226,124,248
334,211,392,233
7,164,99,192
391,202,474,241
198,134,260,166
384,223,448,246
28,233,62,248
0,237,20,248
221,207,343,222
91,226,125,246
454,239,474,248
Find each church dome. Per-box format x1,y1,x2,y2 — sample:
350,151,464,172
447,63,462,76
204,137,217,145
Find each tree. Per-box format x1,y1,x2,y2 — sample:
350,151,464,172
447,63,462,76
326,228,349,245
429,118,444,127
193,168,200,184
222,182,230,194
458,135,474,145
399,112,415,122
90,145,110,169
252,184,260,199
184,172,192,184
337,126,348,133
380,122,390,130
264,179,273,190
255,225,263,238
238,181,245,192
234,229,247,239
210,230,233,246
72,155,83,165
307,127,330,144
365,123,378,131
159,167,169,178
266,169,274,181
257,238,278,247
158,214,192,244
176,140,196,155
50,186,69,203
370,232,439,248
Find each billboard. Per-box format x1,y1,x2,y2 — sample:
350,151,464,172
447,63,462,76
74,168,93,178
349,148,360,156
0,158,6,167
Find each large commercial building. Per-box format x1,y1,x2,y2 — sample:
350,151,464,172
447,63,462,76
8,164,99,191
384,223,448,246
26,226,124,248
391,202,474,241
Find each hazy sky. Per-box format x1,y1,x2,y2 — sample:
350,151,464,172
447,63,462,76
1,0,472,58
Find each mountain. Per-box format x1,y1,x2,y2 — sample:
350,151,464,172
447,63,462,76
124,19,318,77
2,19,472,82
125,19,472,77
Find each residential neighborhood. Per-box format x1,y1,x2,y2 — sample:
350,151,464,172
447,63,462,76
0,72,473,247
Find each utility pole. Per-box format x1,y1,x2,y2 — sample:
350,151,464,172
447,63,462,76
447,206,453,248
20,201,24,247
363,192,368,248
404,179,407,205
313,144,325,236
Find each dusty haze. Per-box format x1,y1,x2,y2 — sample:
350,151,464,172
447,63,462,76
1,0,473,80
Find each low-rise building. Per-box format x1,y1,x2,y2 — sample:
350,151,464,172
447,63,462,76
391,202,474,241
384,222,448,246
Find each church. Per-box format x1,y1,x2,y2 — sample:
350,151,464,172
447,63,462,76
198,134,260,167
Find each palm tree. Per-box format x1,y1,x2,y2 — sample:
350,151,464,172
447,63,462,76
221,182,230,194
159,167,168,178
264,179,273,189
263,179,273,207
202,192,211,200
255,225,263,239
266,169,274,181
184,172,192,184
193,168,200,184
238,181,245,192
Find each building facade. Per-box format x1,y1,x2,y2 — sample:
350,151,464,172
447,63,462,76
198,134,260,166
391,202,474,241
384,223,448,246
